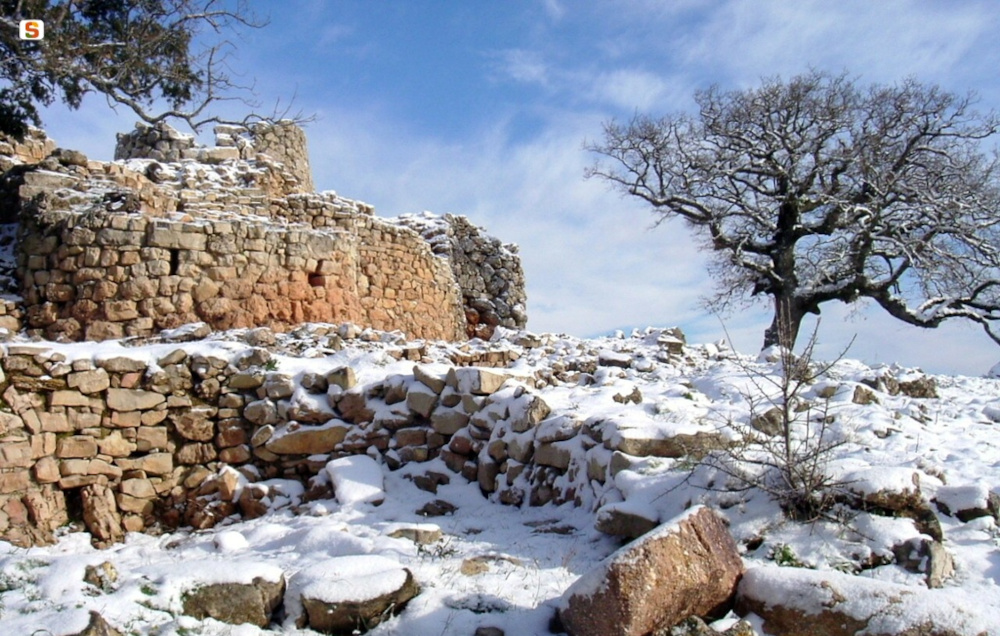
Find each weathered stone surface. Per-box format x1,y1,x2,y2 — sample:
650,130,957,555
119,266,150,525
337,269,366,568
71,611,124,636
406,384,439,418
446,367,512,395
337,390,374,424
265,421,351,455
534,441,572,470
0,440,33,468
413,364,448,394
559,506,743,636
327,366,358,390
172,407,216,441
594,502,659,539
614,431,728,460
81,483,124,546
67,368,111,394
182,573,286,628
735,566,991,636
245,398,279,426
431,407,470,435
106,388,165,411
56,435,99,459
892,537,954,588
295,556,420,634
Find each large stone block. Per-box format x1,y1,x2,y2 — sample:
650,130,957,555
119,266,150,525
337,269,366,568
264,421,352,455
735,566,991,636
107,388,165,411
559,506,743,636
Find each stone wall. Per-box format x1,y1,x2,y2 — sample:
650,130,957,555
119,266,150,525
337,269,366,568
396,213,527,338
0,337,611,547
18,207,463,341
1,124,525,342
115,120,313,194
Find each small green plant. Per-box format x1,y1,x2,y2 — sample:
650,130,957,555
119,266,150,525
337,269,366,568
771,543,804,567
263,359,279,371
139,582,157,597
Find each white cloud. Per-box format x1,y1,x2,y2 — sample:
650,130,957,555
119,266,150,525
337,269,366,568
589,69,674,111
542,0,566,22
491,49,550,87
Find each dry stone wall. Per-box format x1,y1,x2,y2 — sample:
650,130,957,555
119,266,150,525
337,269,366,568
0,335,664,547
1,123,524,342
395,212,527,338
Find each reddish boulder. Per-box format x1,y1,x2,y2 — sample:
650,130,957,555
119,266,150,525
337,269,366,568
559,506,743,636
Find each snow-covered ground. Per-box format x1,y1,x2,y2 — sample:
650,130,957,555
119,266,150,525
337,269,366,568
2,326,999,635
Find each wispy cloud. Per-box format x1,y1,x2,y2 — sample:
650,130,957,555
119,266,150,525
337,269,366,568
491,49,550,87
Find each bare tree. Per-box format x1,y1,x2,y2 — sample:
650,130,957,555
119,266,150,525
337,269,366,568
0,0,304,139
588,71,1000,349
704,307,854,521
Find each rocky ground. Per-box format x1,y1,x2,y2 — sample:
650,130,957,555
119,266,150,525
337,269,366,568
1,324,999,635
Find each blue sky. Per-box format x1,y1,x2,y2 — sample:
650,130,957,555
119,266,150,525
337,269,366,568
35,0,1000,375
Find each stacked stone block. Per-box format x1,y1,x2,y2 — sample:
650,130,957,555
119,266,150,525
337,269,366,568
115,122,197,162
2,125,522,343
396,213,527,338
19,207,463,342
0,332,692,547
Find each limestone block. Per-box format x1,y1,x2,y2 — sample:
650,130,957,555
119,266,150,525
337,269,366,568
264,421,351,455
97,431,136,457
148,226,207,251
294,556,419,634
50,390,90,407
182,572,286,628
57,435,99,459
534,441,573,470
134,452,173,476
171,407,216,442
431,407,470,435
107,389,165,411
406,383,439,418
0,470,30,494
136,426,168,452
244,399,279,426
33,456,61,483
0,440,33,469
81,483,123,545
176,443,217,465
120,478,156,499
67,368,111,394
735,566,991,636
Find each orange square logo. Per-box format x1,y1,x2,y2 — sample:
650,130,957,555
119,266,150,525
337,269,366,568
19,20,44,40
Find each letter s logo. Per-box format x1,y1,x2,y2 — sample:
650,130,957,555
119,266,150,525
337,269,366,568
20,20,45,40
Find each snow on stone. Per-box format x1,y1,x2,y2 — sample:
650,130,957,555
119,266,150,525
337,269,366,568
292,555,408,605
326,455,386,505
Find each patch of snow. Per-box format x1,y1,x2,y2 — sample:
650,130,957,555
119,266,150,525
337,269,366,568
326,455,385,505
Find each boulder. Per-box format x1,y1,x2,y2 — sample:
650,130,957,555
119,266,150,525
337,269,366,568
293,555,420,634
182,573,285,627
594,502,659,539
559,506,743,636
736,566,992,636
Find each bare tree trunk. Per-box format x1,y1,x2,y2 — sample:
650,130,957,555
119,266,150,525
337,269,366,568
762,296,805,350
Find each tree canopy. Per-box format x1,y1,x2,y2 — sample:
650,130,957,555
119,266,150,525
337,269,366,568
0,0,269,139
588,71,1000,349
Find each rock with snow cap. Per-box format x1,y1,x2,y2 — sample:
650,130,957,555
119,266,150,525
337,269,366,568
559,506,743,636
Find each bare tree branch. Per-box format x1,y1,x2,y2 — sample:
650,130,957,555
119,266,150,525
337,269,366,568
588,71,1000,350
